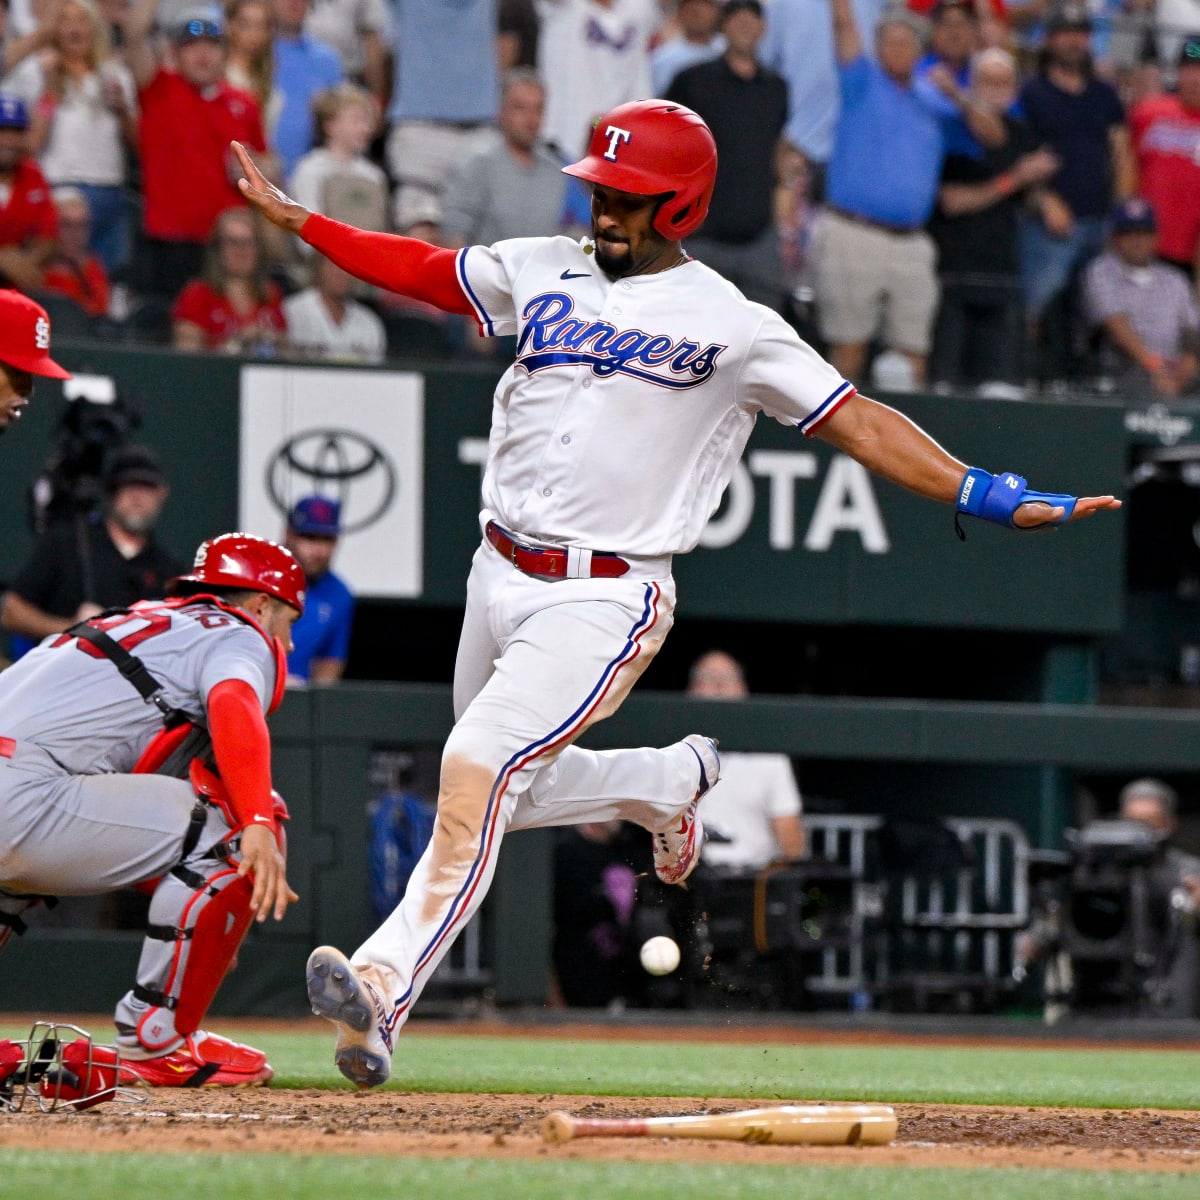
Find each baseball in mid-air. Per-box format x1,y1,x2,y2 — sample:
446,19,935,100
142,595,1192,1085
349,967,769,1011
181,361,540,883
639,935,681,976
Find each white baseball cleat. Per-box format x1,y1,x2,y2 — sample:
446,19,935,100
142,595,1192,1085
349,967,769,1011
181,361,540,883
652,734,719,886
306,945,394,1089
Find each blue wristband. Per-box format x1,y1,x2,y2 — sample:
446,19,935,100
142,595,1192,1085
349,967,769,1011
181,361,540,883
956,467,1078,528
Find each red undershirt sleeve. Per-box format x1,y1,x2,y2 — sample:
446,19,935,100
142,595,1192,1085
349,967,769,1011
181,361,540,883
208,678,274,828
300,213,475,315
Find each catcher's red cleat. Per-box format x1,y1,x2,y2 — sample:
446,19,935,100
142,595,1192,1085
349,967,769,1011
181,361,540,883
121,1032,273,1088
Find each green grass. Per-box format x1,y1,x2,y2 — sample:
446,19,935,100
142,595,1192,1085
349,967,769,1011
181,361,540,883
237,1028,1200,1109
0,1152,1195,1200
4,1022,1199,1108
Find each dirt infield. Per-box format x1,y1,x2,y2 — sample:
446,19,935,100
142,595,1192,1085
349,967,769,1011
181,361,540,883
1,1019,1197,1174
2,1089,1198,1173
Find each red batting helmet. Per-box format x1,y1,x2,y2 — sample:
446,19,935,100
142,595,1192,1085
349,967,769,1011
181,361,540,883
0,290,72,379
562,100,718,241
169,532,306,615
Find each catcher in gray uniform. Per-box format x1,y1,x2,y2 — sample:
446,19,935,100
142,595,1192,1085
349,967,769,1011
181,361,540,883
0,532,302,1086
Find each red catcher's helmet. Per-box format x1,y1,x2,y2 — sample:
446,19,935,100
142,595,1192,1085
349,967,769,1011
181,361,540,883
169,532,306,615
562,100,717,241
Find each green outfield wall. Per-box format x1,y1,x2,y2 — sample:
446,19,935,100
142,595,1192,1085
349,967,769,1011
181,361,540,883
0,341,1128,633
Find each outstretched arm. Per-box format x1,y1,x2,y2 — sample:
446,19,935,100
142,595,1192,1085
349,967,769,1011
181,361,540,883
232,141,474,314
814,392,1121,528
831,0,863,65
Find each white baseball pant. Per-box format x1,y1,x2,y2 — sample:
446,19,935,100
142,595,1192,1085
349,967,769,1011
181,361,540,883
353,540,703,1036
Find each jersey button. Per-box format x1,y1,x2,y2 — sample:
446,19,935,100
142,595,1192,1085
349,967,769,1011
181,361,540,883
612,306,622,315
542,487,552,497
581,378,592,389
621,282,632,291
561,434,571,444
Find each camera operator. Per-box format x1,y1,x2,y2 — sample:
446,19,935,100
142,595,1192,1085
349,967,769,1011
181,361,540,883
0,444,185,654
1116,778,1200,1017
1019,777,1200,1019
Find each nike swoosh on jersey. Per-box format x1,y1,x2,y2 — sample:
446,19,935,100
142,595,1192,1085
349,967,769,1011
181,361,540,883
559,270,590,280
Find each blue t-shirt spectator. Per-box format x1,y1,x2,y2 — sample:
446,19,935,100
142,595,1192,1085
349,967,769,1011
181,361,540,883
760,0,887,164
273,32,344,177
388,0,498,123
287,569,355,682
826,56,947,228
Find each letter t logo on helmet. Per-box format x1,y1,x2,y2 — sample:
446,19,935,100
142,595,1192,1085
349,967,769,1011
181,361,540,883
603,125,632,161
563,100,718,241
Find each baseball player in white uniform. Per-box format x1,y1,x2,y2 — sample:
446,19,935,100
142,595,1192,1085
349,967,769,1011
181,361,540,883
234,99,1120,1089
0,533,302,1086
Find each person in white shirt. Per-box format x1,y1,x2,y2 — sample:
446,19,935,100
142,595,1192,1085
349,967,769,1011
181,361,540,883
686,649,804,869
3,0,137,271
283,253,385,361
535,0,662,157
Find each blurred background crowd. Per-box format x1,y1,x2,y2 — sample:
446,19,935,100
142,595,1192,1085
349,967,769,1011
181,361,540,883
0,0,1196,396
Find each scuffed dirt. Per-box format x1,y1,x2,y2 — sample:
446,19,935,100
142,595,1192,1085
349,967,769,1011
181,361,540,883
2,1089,1197,1173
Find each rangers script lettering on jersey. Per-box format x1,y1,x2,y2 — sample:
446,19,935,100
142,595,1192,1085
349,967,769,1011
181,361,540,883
516,291,725,387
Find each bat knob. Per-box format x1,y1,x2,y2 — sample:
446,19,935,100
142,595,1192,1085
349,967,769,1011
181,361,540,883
541,1111,576,1143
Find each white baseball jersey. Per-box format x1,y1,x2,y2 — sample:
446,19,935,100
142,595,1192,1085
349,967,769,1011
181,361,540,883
456,235,854,557
0,601,277,775
535,0,659,159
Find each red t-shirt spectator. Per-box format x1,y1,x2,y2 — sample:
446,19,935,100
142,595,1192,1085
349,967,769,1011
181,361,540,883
138,69,266,242
1129,95,1200,270
0,159,57,247
41,255,110,318
171,278,287,349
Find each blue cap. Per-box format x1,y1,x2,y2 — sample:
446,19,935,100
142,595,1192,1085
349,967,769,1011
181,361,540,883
0,94,29,130
289,495,341,537
1111,196,1157,235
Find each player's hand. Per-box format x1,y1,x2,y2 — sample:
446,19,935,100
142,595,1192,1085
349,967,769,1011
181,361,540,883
1012,495,1122,529
231,141,310,236
237,820,299,922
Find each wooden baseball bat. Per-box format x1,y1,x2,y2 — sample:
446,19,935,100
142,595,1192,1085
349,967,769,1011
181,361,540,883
541,1103,897,1146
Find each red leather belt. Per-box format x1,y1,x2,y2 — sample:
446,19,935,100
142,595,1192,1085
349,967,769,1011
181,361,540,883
485,521,629,579
0,737,15,758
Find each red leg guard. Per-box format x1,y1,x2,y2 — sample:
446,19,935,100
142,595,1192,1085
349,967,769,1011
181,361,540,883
135,868,255,1049
172,870,256,1036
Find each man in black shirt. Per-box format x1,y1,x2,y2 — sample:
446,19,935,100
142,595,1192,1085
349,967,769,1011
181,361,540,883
928,47,1060,394
1017,1,1134,382
666,0,789,310
1,444,184,654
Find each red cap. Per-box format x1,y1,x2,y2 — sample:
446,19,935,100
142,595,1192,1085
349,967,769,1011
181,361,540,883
0,290,72,379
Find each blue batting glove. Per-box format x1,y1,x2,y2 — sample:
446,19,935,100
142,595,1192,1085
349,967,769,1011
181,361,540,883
956,467,1078,529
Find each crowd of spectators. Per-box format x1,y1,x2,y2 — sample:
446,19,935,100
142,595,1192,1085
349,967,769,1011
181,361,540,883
0,0,1198,393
